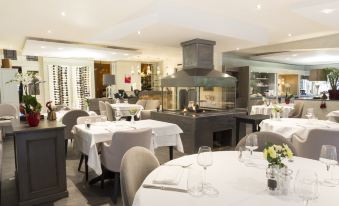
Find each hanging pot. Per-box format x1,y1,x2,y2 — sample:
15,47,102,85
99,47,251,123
26,112,41,127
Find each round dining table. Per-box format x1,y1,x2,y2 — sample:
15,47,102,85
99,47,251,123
133,151,339,206
251,104,294,118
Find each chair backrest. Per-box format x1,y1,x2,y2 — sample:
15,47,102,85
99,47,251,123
101,128,152,173
292,129,339,160
105,102,114,121
136,100,147,109
99,101,106,115
144,100,160,110
62,110,89,139
289,102,304,118
120,146,159,206
0,104,17,117
235,131,297,155
77,115,107,124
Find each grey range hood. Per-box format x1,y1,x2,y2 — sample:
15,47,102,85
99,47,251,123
161,39,236,87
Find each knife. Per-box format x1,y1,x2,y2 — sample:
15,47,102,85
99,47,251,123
142,184,187,193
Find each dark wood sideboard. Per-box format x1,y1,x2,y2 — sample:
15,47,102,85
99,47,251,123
13,120,68,206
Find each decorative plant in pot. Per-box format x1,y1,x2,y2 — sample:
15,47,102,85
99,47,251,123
323,67,339,100
7,72,42,127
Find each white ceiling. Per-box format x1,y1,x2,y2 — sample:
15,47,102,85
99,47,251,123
1,0,339,62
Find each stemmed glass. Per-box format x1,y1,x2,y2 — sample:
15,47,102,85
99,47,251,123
197,146,218,195
245,133,258,166
115,110,122,121
294,170,318,206
319,145,338,186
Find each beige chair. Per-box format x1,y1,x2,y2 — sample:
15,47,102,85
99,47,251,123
0,104,17,138
289,102,304,118
235,131,297,155
76,115,107,180
100,128,152,203
99,101,107,116
136,100,160,120
292,129,339,160
120,147,159,206
62,110,89,155
105,102,114,121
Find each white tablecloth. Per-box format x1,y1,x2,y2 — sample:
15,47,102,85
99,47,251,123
73,120,183,175
327,110,339,122
251,104,294,118
111,103,143,116
259,118,339,140
133,151,339,206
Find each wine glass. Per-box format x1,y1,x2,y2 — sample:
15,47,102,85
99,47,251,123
319,145,338,186
294,170,318,206
245,133,258,166
115,110,122,122
197,146,218,195
266,100,270,107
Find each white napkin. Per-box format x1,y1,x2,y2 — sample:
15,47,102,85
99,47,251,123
152,166,184,185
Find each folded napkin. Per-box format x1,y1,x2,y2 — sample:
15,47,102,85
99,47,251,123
152,166,184,185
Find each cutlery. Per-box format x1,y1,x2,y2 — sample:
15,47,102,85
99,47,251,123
164,163,192,168
142,184,187,193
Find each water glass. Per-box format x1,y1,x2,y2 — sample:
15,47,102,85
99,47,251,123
187,168,203,197
319,145,338,186
245,134,258,166
294,170,318,206
115,110,122,122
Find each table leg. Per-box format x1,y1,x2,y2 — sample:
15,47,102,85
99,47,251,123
236,119,240,144
169,146,173,160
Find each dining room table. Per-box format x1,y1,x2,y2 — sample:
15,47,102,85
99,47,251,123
73,119,184,176
251,103,294,118
259,118,339,140
133,151,339,206
111,103,144,117
327,110,339,122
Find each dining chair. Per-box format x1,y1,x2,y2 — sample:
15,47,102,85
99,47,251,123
99,101,107,116
62,110,89,155
235,131,298,155
292,129,339,160
0,104,17,138
120,146,159,206
105,102,114,121
288,102,304,118
100,128,152,203
76,115,107,180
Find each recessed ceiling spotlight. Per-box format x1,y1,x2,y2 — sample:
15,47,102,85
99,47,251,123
236,48,240,51
256,4,262,10
47,30,52,34
288,33,292,37
137,30,141,35
61,11,66,16
321,8,336,14
124,53,129,56
40,46,45,49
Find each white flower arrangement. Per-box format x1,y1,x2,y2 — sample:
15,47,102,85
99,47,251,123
264,143,293,168
272,105,282,113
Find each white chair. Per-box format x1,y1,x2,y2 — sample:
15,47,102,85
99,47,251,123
99,101,107,116
289,102,304,118
120,147,159,206
292,129,339,160
76,115,107,180
105,102,114,121
0,104,17,138
136,100,160,120
100,128,152,203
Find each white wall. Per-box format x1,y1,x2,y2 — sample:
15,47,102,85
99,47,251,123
112,61,142,92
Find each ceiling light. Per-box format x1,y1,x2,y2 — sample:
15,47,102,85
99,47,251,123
47,30,52,34
236,48,240,51
124,53,129,56
40,46,45,49
61,12,66,16
256,4,262,10
321,9,336,14
137,30,141,35
288,33,292,37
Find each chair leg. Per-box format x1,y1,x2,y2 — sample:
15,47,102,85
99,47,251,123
65,139,68,155
112,173,120,204
85,155,89,181
78,154,84,172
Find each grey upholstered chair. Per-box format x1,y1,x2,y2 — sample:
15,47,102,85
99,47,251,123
100,128,152,203
99,101,107,116
235,131,297,155
105,102,114,121
289,102,304,118
292,129,339,160
120,146,159,206
0,104,17,138
76,115,107,180
62,110,89,155
136,100,160,120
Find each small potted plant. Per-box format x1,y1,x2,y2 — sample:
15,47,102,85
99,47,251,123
272,105,282,120
323,67,339,100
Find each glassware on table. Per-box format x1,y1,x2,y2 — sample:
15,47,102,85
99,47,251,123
245,133,258,166
187,168,203,197
129,108,139,125
265,100,270,107
237,145,247,163
319,145,338,187
197,146,218,195
305,108,315,119
84,119,91,129
294,170,318,206
115,110,123,122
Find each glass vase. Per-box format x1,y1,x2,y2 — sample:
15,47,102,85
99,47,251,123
266,165,280,194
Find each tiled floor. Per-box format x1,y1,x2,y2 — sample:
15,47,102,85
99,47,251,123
0,137,185,206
